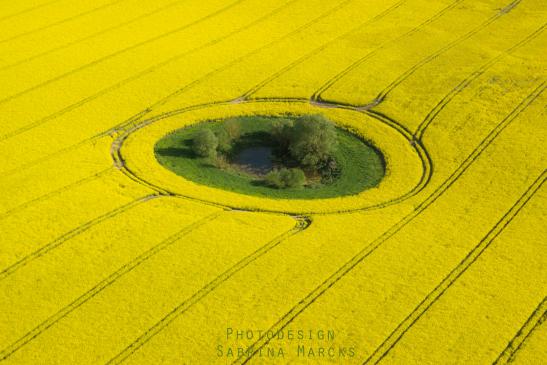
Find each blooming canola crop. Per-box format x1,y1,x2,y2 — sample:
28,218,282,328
0,0,545,364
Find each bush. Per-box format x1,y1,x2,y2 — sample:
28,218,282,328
282,168,306,188
192,128,218,158
211,153,230,169
214,128,232,154
289,114,338,169
265,169,283,188
265,168,306,189
223,118,241,140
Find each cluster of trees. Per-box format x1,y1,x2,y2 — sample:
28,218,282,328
269,114,341,186
192,118,241,159
192,114,340,189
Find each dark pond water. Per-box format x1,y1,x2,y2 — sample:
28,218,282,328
232,146,273,175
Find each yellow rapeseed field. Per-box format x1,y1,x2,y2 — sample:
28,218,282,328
0,0,545,364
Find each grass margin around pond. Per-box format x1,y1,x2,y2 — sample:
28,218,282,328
154,115,385,199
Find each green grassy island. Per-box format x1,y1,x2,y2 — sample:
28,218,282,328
154,114,385,199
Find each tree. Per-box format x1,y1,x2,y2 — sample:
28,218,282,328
289,114,338,169
270,118,294,152
318,155,341,184
192,128,218,158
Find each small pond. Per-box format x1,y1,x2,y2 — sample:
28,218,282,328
232,146,273,175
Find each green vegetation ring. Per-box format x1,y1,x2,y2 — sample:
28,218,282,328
119,100,428,214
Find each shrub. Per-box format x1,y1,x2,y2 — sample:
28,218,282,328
192,128,218,158
282,168,306,188
265,169,283,188
211,153,230,169
289,114,338,169
265,168,306,189
223,118,241,140
214,128,232,154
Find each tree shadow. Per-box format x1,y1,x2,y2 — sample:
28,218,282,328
231,131,274,152
250,179,269,187
155,146,195,159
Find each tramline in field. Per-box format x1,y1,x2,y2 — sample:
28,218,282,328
0,0,545,364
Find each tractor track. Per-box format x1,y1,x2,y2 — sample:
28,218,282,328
365,0,523,107
310,0,467,103
0,3,365,340
0,209,225,361
1,2,542,362
0,193,157,282
238,0,407,100
0,5,374,351
108,97,432,215
364,171,546,364
0,0,255,120
493,297,547,364
0,0,193,72
106,215,311,365
102,0,357,136
0,166,113,220
232,82,545,364
414,22,546,140
0,0,131,45
0,0,64,23
104,83,542,365
312,0,522,106
0,0,348,142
